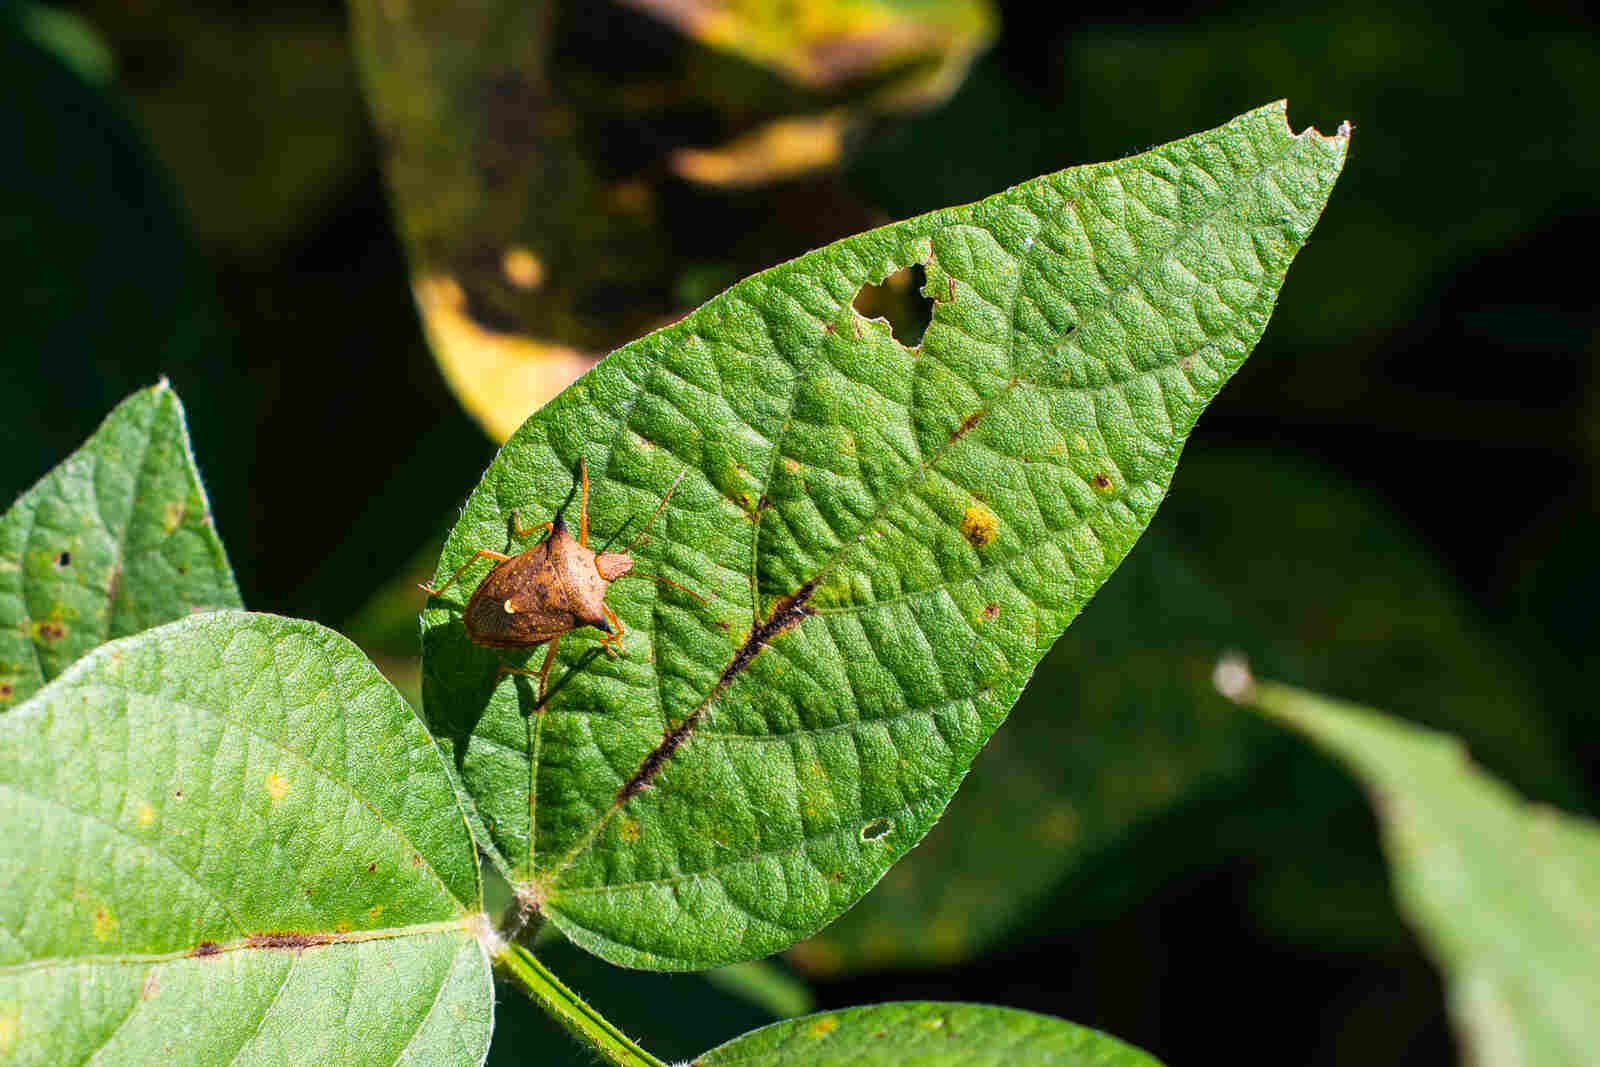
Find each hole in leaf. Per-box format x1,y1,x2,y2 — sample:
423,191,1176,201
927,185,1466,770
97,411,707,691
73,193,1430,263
55,551,70,567
860,817,893,842
851,265,932,347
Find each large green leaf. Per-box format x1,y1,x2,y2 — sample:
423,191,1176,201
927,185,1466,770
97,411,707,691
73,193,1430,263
0,612,490,1065
695,1001,1162,1066
0,383,241,709
421,101,1349,969
1232,673,1600,1067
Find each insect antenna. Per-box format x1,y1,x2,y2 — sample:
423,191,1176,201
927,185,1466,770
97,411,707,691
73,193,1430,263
623,568,707,604
596,515,636,554
623,468,689,553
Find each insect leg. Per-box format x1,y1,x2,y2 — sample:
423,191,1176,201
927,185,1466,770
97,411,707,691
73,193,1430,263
420,549,511,596
535,635,561,705
510,513,555,540
599,602,627,659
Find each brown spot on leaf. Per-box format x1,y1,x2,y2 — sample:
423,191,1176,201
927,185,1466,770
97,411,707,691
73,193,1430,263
34,621,67,642
1091,472,1114,491
190,941,222,957
366,862,376,873
411,853,422,867
982,602,1000,620
54,551,70,568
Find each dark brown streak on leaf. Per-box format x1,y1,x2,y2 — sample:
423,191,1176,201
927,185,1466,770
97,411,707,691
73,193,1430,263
719,576,820,689
614,576,820,805
245,931,337,951
189,941,221,957
948,408,984,444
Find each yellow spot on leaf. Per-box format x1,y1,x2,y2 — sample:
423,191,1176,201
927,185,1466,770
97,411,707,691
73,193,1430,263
921,1016,945,1030
783,456,802,474
265,772,290,800
136,802,156,827
31,619,68,643
619,816,641,843
367,905,384,922
335,920,352,933
162,498,186,534
959,504,997,548
809,1015,839,1037
0,1010,17,1052
92,907,118,943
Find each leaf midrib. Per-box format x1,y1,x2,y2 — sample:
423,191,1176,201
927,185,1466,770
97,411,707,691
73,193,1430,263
0,918,477,973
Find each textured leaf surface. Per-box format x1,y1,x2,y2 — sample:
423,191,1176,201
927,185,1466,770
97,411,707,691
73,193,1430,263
0,384,241,709
0,613,489,1065
421,102,1349,968
1241,677,1600,1067
792,448,1580,972
695,1001,1161,1066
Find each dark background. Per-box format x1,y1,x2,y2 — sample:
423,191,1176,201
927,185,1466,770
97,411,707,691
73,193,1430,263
4,1,1596,1063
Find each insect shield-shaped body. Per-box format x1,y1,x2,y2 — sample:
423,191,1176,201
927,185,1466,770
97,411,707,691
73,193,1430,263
461,522,631,651
423,457,699,704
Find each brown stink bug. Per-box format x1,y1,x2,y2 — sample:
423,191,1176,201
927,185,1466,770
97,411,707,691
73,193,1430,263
422,457,701,703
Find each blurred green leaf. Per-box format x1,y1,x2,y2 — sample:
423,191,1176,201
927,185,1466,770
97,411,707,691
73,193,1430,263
1238,675,1600,1067
704,958,815,1020
0,384,240,709
696,1002,1162,1066
420,102,1348,969
350,0,996,442
17,4,113,83
0,612,489,1065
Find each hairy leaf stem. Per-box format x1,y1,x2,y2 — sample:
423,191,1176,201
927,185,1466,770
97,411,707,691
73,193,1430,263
493,940,667,1067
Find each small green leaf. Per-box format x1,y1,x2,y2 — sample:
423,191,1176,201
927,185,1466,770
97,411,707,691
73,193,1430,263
1233,673,1600,1067
422,101,1349,968
0,612,490,1065
0,383,241,708
695,1002,1162,1066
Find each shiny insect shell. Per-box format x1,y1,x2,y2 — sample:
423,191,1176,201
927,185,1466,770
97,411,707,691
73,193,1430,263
422,457,697,701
